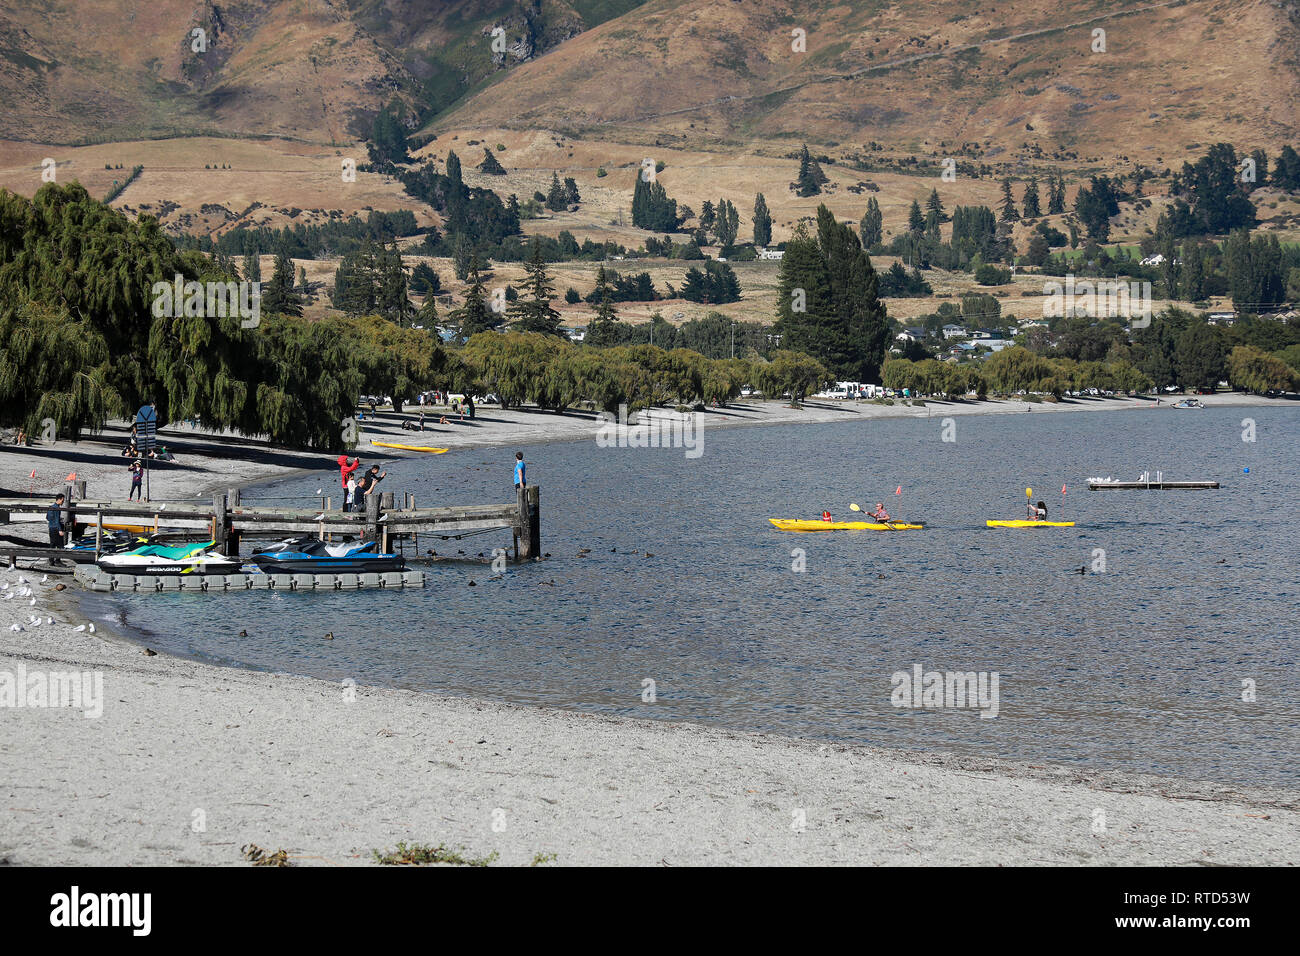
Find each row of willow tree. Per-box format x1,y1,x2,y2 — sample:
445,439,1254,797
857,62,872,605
0,184,841,449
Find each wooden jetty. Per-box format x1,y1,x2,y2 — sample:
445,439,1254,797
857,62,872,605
1088,478,1219,490
0,480,541,566
73,565,427,593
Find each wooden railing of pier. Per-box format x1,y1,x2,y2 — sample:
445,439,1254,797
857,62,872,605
0,482,541,563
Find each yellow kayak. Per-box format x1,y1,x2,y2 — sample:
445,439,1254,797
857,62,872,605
770,518,924,532
986,519,1075,528
371,441,449,453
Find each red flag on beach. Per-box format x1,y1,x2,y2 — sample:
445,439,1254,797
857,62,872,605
1062,484,1067,495
28,470,35,478
66,472,77,481
895,486,902,495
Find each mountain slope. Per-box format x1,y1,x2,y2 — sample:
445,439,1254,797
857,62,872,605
434,0,1300,166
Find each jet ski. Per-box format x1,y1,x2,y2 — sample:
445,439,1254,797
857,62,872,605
249,535,405,573
63,530,155,563
96,540,242,575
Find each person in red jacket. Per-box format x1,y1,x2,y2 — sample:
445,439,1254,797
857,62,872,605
337,455,360,509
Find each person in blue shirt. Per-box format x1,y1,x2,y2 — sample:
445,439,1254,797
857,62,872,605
514,451,526,489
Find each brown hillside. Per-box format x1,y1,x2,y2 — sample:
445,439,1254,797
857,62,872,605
438,0,1300,168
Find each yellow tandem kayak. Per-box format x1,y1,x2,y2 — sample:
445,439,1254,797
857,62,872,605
769,518,924,532
986,519,1075,528
371,441,449,453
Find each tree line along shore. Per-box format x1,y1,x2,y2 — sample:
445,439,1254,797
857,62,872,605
3,181,1298,455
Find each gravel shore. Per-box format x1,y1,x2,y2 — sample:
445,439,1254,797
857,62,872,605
1,393,1296,865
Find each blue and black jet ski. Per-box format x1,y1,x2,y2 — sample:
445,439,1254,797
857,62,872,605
249,536,405,573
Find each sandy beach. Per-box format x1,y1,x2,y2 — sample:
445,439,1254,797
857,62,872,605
2,392,1297,866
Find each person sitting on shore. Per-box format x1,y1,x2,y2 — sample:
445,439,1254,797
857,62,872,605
869,502,890,522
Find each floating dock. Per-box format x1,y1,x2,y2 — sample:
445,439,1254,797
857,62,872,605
72,565,425,592
1088,480,1219,490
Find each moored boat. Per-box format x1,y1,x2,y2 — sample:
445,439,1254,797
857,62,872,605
97,540,243,575
250,535,405,573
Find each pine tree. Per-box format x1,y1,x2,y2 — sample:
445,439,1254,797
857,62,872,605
450,257,497,339
1022,177,1041,218
1048,174,1066,215
546,173,568,212
242,246,261,283
774,225,835,360
794,144,824,197
446,151,463,189
262,252,303,317
907,200,925,234
699,200,716,232
859,197,883,248
508,246,562,335
999,179,1020,222
451,233,473,281
564,177,580,205
925,188,948,223
417,294,438,328
379,242,411,326
479,147,506,175
815,205,889,382
586,265,621,345
753,193,772,247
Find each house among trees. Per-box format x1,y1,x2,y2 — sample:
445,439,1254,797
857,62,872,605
1207,311,1239,326
941,323,965,339
896,326,926,343
757,248,784,260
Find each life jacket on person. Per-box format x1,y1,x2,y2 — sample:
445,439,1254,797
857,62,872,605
821,511,832,522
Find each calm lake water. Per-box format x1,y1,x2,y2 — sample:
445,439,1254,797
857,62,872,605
87,404,1300,786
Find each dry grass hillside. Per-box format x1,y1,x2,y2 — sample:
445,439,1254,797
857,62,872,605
440,0,1300,168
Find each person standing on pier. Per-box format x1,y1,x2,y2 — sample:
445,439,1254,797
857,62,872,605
514,451,526,490
47,493,67,551
356,465,387,511
338,454,360,509
128,459,144,500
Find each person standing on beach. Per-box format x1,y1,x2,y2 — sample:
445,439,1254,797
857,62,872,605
466,394,474,419
513,451,526,490
47,493,66,550
128,459,143,500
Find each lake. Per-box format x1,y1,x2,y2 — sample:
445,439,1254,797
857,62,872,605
86,404,1300,786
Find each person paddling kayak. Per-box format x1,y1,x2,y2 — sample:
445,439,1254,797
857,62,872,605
1026,499,1047,520
869,502,891,522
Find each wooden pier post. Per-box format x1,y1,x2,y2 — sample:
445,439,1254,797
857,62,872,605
64,483,77,539
517,485,540,561
73,479,87,500
365,491,381,544
95,511,103,559
226,488,241,554
213,494,228,554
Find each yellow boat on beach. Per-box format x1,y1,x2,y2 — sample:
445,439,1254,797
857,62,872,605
371,442,449,453
769,518,924,531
